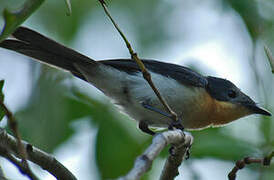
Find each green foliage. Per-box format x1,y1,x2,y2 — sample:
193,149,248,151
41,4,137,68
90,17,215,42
74,90,149,179
0,80,5,121
64,0,72,16
0,0,44,42
15,69,92,152
34,0,95,43
0,0,274,179
191,128,257,160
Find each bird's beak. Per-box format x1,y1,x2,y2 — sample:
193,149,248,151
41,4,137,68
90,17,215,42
246,105,271,116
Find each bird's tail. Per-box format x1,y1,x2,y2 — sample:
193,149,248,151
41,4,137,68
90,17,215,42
0,26,97,81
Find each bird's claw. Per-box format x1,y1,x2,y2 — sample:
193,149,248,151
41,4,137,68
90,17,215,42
168,118,184,131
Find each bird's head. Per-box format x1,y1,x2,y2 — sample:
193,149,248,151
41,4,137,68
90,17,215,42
206,76,271,122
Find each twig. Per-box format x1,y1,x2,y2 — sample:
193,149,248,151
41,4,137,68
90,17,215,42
228,151,274,180
0,101,38,180
264,45,274,73
0,164,8,180
119,130,193,180
0,148,38,180
98,0,178,121
0,128,77,180
160,136,193,180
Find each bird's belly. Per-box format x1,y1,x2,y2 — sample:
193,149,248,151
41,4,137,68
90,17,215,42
113,82,214,128
83,65,215,128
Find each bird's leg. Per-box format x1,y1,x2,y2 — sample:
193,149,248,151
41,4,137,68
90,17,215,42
138,121,155,136
141,102,190,157
141,102,172,118
168,117,184,131
141,102,185,131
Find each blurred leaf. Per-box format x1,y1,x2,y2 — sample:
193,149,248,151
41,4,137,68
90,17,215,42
259,115,274,148
0,80,5,121
190,128,258,160
35,0,95,43
74,90,147,179
16,69,91,152
225,0,264,39
0,0,44,42
96,116,142,179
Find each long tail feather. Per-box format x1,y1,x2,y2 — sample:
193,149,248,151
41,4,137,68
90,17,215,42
0,27,97,81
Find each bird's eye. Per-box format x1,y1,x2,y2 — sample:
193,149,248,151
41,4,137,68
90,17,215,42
228,90,237,98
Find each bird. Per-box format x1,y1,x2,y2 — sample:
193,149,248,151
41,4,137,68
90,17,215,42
0,26,271,135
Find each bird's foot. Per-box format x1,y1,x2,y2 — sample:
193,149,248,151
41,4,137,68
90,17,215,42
138,121,155,136
168,118,184,132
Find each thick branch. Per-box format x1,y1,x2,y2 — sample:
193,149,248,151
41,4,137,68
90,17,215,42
120,130,193,180
160,134,193,180
0,128,77,180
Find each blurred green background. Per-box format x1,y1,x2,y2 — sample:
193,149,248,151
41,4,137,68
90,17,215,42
0,0,273,179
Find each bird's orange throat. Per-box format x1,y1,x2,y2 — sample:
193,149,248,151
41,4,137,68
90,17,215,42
184,90,251,129
209,99,251,126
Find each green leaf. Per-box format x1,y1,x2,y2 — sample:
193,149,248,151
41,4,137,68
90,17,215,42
190,128,258,160
15,71,90,152
0,80,4,99
74,90,149,178
0,80,5,121
35,0,95,43
0,0,45,42
96,117,143,179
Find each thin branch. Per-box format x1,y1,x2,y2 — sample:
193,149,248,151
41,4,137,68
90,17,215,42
0,128,77,180
119,130,193,180
0,164,8,180
98,0,179,121
0,101,38,180
264,45,274,73
228,152,274,180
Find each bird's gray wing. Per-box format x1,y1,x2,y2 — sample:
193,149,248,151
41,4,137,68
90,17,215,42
100,59,208,87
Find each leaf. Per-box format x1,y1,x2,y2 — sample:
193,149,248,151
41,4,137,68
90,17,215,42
15,71,91,152
0,0,45,42
190,128,258,160
0,80,5,121
74,89,149,178
96,117,143,179
35,0,95,43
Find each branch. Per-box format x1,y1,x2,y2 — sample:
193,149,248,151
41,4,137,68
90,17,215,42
98,0,179,122
0,164,8,180
0,128,77,180
160,135,193,180
0,148,38,180
0,99,38,180
228,151,274,180
120,130,193,180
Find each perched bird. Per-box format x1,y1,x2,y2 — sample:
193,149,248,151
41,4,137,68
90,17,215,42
0,27,271,135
